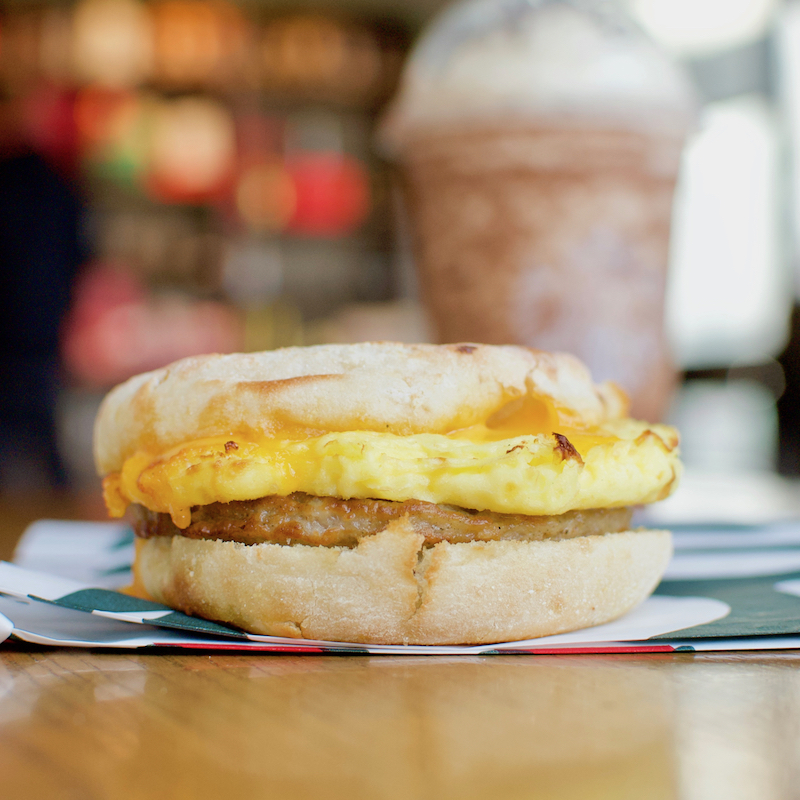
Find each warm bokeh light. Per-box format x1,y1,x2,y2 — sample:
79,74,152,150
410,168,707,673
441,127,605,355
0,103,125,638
74,86,137,147
70,0,153,87
146,95,236,203
261,15,383,103
236,161,296,233
150,0,251,88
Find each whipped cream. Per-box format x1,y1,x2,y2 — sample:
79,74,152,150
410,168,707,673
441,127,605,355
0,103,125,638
381,0,696,154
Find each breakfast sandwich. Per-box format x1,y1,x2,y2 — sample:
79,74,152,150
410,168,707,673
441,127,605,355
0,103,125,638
94,342,680,645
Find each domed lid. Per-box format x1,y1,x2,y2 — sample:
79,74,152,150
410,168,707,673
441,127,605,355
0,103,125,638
380,0,697,156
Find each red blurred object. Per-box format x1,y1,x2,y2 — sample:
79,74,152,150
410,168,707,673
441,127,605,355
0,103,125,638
74,86,137,148
286,152,369,237
62,263,243,386
20,83,80,176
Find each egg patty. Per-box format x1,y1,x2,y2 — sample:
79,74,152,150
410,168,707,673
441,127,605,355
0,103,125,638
104,417,679,529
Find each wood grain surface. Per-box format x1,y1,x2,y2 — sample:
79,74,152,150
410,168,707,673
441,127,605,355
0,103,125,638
1,501,799,799
1,649,800,800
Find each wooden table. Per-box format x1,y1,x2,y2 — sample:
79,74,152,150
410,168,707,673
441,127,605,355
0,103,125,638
1,499,799,799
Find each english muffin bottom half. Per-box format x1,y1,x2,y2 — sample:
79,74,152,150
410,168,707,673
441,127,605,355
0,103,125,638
94,342,680,645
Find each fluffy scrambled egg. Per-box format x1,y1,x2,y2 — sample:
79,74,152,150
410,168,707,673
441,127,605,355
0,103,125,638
103,394,680,528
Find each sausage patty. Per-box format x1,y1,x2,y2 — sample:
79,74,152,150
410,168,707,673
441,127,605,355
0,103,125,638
131,493,634,548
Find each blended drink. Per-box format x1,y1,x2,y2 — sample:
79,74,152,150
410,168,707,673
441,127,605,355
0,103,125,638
381,0,695,421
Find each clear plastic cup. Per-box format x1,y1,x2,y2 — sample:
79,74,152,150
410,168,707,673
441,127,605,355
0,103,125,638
381,0,696,421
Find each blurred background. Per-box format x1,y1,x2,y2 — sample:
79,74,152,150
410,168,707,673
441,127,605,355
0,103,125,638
0,0,799,501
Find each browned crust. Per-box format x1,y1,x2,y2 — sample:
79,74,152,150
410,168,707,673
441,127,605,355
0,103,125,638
553,433,583,464
130,494,633,548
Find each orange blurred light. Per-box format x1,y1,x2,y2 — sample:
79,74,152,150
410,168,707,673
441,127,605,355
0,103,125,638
74,86,138,147
262,16,346,89
151,0,250,88
260,14,383,103
236,161,296,232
